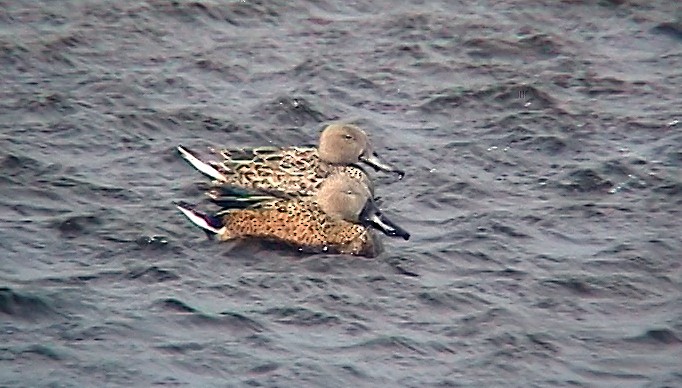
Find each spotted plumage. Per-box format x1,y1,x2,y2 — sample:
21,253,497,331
210,146,372,197
214,198,377,256
177,123,404,200
176,174,410,258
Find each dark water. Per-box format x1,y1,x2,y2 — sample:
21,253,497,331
2,1,681,386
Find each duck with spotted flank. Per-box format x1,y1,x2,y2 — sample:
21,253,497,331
177,123,404,200
176,173,410,257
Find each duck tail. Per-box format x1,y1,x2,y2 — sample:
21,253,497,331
175,201,223,238
177,145,228,182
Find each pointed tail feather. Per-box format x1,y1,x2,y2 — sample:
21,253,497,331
175,201,223,236
177,145,228,182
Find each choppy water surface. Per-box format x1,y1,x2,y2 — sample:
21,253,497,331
1,1,681,386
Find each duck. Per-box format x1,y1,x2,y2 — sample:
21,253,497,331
177,123,404,201
176,173,410,257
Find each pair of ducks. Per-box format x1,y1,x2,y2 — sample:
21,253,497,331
176,123,410,257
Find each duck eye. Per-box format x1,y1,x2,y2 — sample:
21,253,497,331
346,190,354,195
343,134,353,140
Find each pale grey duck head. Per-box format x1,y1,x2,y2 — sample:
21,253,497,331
317,124,405,179
317,174,410,240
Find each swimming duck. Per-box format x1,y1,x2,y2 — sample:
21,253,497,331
177,123,404,200
176,173,410,257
